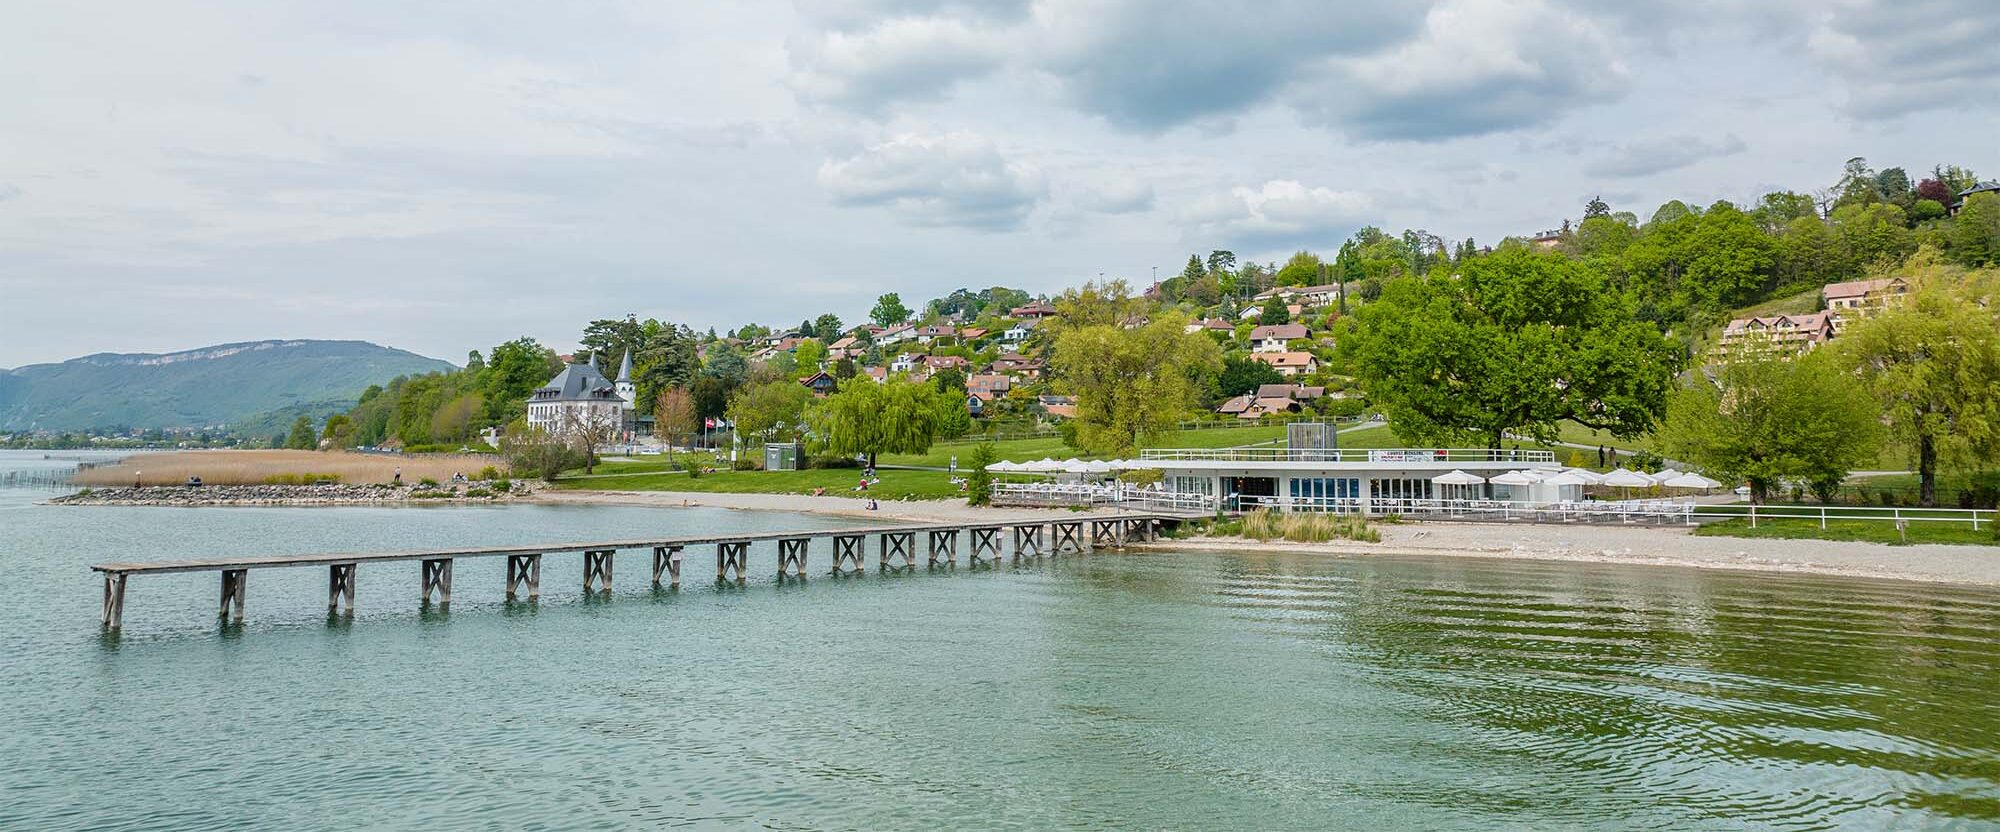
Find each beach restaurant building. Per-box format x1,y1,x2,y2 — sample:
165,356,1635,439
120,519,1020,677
1130,425,1574,513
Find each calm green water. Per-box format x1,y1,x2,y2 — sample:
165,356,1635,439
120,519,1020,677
3,453,2000,829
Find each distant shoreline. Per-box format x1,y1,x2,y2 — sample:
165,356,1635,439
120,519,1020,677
52,482,536,507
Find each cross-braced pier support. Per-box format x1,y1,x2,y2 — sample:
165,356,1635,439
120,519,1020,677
777,538,811,577
829,534,866,575
1052,520,1085,555
219,568,247,620
879,531,917,571
327,563,357,612
583,550,615,593
927,529,958,566
1124,517,1155,543
652,546,683,587
100,573,128,629
1089,518,1125,549
1012,524,1045,560
419,558,453,605
506,554,542,600
968,526,1002,565
716,541,750,582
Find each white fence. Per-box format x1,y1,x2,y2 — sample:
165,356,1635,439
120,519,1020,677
992,483,1214,513
1237,495,1997,530
1137,447,1557,464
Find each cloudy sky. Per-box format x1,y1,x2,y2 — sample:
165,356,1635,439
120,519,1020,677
3,0,1995,366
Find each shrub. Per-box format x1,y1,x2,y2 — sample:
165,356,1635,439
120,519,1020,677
491,479,512,493
408,489,452,499
464,487,493,498
678,453,705,479
966,441,997,507
418,477,440,487
1237,509,1378,542
475,465,502,481
263,472,342,485
732,458,759,471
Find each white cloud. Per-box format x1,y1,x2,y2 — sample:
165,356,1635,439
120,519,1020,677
1584,134,1748,179
1077,178,1155,214
788,15,1008,114
1805,0,2000,118
817,131,1047,230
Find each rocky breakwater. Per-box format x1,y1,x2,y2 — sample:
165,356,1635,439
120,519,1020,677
52,481,539,506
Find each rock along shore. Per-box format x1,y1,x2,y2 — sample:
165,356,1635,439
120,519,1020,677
51,481,539,507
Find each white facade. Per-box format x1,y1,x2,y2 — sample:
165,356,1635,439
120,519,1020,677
1137,448,1564,515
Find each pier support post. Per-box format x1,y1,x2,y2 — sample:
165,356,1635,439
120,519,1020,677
715,541,750,582
1012,524,1045,560
219,569,247,620
927,529,958,566
777,538,810,577
328,563,357,612
879,531,916,570
583,550,614,593
506,554,542,600
1089,518,1123,549
420,558,453,605
830,534,865,575
652,546,684,587
968,526,1001,565
1052,520,1084,554
100,573,127,629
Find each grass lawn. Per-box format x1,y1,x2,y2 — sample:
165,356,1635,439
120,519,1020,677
555,467,963,501
1694,515,1998,546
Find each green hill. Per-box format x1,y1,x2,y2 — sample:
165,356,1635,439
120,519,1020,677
0,340,453,431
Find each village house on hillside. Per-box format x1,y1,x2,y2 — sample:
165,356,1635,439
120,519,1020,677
1718,313,1835,356
1249,323,1309,353
1821,276,1908,332
527,352,635,438
1253,283,1341,308
1251,351,1318,377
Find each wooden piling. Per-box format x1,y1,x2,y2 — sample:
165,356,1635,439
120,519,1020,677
927,529,958,566
583,550,614,593
420,559,453,604
968,526,1002,565
327,563,357,612
652,546,683,587
100,573,127,629
506,554,542,599
830,534,865,575
879,531,916,570
219,569,247,620
1012,524,1045,559
777,538,810,577
715,541,750,582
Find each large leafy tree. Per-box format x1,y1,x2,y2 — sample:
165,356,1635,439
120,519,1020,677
726,378,814,444
870,293,911,327
804,378,951,466
1344,247,1682,448
1950,193,2000,267
1050,311,1224,456
1841,264,2000,505
1657,344,1882,503
813,313,844,341
1275,251,1324,287
1218,355,1284,398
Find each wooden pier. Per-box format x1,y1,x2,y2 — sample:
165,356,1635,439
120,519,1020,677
90,512,1184,629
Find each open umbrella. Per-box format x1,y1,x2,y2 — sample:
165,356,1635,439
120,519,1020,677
1431,469,1487,486
1488,469,1543,486
1601,468,1654,488
1026,458,1063,473
1563,468,1607,485
1662,472,1722,490
1540,470,1594,486
1084,460,1116,474
1649,467,1685,484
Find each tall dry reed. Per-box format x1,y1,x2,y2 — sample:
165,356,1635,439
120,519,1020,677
1238,509,1379,543
74,450,504,487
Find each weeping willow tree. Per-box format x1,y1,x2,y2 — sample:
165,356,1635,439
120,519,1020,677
803,377,954,467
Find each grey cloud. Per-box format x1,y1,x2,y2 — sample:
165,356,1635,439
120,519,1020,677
1584,134,1747,179
1290,0,1629,141
1806,0,2000,118
788,15,1008,114
818,132,1047,230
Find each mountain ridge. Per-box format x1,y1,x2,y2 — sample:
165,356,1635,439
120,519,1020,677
0,339,454,431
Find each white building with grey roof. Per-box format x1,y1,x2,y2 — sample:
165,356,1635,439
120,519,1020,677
526,351,635,439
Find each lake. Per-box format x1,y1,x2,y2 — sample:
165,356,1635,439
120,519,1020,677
2,449,1998,829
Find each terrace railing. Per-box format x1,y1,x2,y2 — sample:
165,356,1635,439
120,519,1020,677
1137,447,1557,464
1233,495,1996,531
992,483,1215,513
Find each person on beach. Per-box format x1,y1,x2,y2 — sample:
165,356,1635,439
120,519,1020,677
394,467,402,485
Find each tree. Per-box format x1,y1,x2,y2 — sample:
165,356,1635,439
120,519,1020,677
804,378,950,467
320,414,354,447
285,415,318,450
793,339,827,373
931,366,967,395
702,342,749,385
482,337,561,424
965,441,998,506
813,313,844,341
1949,193,2000,267
1343,247,1683,448
1657,344,1882,503
871,293,911,327
1276,251,1324,286
579,316,646,364
1584,195,1610,219
501,421,584,481
1841,266,2000,505
1259,295,1290,325
1050,311,1224,456
556,406,621,475
1831,202,1915,268
1916,177,1954,206
1050,280,1144,331
653,388,697,448
1179,254,1206,284
1218,354,1284,397
726,378,814,444
1206,250,1237,276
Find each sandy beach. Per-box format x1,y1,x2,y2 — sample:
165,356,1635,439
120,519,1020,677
549,489,2000,588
